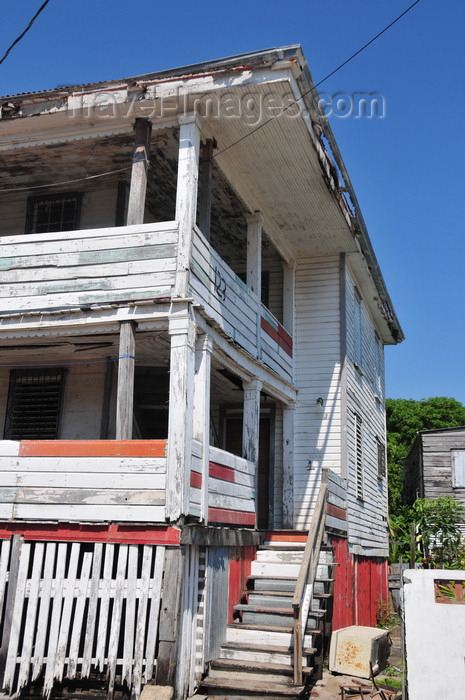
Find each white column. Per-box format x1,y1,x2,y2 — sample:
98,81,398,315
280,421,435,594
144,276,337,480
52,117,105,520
243,377,262,458
116,321,136,440
174,115,201,298
282,403,295,528
193,332,213,521
282,261,295,335
166,304,196,520
246,212,263,360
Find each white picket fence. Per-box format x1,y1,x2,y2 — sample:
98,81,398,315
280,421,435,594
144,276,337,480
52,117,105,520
0,537,165,698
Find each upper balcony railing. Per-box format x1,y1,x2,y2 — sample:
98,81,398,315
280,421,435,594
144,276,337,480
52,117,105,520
0,222,178,315
191,226,293,383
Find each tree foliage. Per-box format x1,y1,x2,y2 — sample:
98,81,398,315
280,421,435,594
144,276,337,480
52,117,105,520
389,496,465,568
386,397,465,514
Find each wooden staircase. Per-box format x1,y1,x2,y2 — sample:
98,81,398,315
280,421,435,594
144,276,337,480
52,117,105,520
200,532,336,699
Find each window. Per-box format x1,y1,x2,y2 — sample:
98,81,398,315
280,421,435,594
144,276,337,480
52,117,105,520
355,413,363,499
377,437,386,478
451,451,465,488
374,331,383,398
26,192,82,233
3,369,67,440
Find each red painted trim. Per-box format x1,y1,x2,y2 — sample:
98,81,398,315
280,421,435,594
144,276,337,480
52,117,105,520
327,503,347,520
265,530,308,542
260,317,293,357
190,470,202,488
228,545,257,623
209,461,235,483
261,317,279,344
18,440,167,457
0,522,180,545
208,507,255,526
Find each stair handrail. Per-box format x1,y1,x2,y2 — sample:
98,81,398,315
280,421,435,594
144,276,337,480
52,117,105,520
292,478,328,685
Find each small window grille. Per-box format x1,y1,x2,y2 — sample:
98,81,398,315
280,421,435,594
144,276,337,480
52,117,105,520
26,193,82,234
4,369,67,440
355,413,363,499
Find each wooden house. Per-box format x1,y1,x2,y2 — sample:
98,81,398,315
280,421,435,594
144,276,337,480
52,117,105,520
0,46,403,698
403,427,465,506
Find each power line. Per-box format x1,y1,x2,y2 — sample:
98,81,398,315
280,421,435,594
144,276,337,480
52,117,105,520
212,0,422,161
0,167,131,194
0,0,51,66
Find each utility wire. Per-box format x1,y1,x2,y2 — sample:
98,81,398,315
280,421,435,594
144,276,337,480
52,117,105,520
0,0,51,66
212,0,422,160
0,166,132,194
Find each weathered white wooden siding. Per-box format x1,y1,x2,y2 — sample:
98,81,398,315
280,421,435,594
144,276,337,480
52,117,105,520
0,537,165,699
344,263,388,556
208,446,256,526
0,222,178,314
0,440,167,523
293,256,342,529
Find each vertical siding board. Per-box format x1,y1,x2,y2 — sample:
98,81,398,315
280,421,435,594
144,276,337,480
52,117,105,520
132,545,153,699
54,542,80,683
107,545,129,699
32,543,56,681
44,542,67,697
143,545,165,684
82,542,103,677
0,539,11,620
17,543,45,691
67,550,93,679
96,544,115,672
122,545,138,687
3,542,31,692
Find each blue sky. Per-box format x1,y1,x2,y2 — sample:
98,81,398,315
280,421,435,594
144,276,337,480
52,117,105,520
1,1,464,403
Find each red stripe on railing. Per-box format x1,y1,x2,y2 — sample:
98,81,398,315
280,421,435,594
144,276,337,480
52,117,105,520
326,502,347,521
209,461,235,482
208,508,255,526
190,470,202,488
260,317,293,357
0,522,180,545
18,440,167,457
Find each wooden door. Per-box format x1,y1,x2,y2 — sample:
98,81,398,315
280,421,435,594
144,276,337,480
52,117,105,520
224,414,271,529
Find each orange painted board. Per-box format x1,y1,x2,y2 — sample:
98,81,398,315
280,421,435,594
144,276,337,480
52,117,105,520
18,440,167,457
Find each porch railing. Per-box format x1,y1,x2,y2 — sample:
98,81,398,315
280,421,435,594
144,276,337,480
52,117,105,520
292,477,328,685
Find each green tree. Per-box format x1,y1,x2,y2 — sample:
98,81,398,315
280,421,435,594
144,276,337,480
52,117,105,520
386,397,465,514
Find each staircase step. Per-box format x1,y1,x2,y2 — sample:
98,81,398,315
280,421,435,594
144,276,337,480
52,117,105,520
260,544,305,551
226,624,316,648
246,593,293,607
202,674,305,697
219,642,316,665
221,641,317,656
255,550,304,563
235,604,293,616
211,657,314,677
251,562,301,577
243,589,294,597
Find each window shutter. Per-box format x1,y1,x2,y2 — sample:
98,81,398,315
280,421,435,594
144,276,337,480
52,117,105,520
4,369,67,440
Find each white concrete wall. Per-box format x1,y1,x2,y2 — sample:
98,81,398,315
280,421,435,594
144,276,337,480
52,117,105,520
403,568,465,699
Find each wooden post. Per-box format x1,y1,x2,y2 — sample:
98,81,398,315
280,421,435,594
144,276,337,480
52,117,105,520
198,139,214,241
116,321,136,440
126,118,152,226
156,547,185,688
174,115,201,298
193,332,213,522
0,536,23,686
283,403,295,528
410,521,416,569
166,304,196,520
